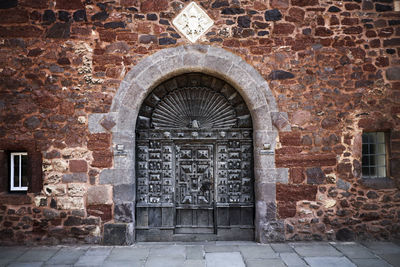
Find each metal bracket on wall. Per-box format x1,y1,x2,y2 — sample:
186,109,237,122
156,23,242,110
260,150,274,155
115,144,127,157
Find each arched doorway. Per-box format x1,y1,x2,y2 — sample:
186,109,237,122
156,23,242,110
92,45,285,244
135,73,254,241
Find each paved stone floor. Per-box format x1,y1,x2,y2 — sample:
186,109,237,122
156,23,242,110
0,241,399,267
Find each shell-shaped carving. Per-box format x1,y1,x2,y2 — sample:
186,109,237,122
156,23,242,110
152,87,237,129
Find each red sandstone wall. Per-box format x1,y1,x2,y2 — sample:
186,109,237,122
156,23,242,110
0,0,399,243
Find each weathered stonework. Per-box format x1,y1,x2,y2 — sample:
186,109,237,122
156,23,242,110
0,0,399,245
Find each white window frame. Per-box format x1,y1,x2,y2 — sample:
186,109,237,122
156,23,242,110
10,152,28,191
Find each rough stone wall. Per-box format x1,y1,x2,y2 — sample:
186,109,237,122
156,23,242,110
0,0,399,244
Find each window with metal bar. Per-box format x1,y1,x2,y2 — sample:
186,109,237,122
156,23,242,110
362,132,387,178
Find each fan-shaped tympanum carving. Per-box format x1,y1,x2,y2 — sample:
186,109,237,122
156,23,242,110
152,87,236,129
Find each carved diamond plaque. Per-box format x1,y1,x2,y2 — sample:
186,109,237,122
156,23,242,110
173,2,214,43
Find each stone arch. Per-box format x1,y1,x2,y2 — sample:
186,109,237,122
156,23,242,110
90,45,287,244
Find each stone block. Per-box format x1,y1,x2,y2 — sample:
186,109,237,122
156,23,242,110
114,202,135,223
271,112,291,131
44,184,67,196
87,204,112,222
204,55,233,76
136,64,162,91
91,150,113,168
113,183,135,203
87,133,111,151
276,168,289,183
99,169,133,185
57,197,84,210
227,64,255,94
114,154,134,169
116,105,138,132
276,153,337,167
255,168,276,183
253,131,277,148
290,168,305,184
277,201,296,218
69,160,87,172
254,154,275,169
280,132,301,146
103,223,134,245
306,167,326,184
336,178,351,191
88,113,106,133
68,183,87,197
52,159,69,172
276,184,317,202
56,0,84,9
64,215,82,226
158,54,184,74
252,108,273,131
46,22,70,38
62,173,88,183
43,209,60,220
255,182,276,202
87,185,113,205
261,220,285,242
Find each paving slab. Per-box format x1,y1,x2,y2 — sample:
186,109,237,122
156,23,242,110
245,259,286,267
149,245,185,258
181,259,205,267
107,247,149,261
185,246,204,259
215,241,258,246
205,252,245,267
8,262,44,267
74,255,108,266
0,259,12,267
145,256,185,267
351,258,393,267
0,246,30,260
331,242,377,259
16,247,61,262
239,245,278,259
280,252,307,266
304,256,357,267
84,246,112,256
46,247,87,265
44,265,74,267
102,260,145,267
378,253,400,267
271,243,294,253
360,241,400,254
291,242,342,257
204,245,239,253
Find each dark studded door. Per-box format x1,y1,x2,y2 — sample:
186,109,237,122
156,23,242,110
135,73,254,241
175,143,214,234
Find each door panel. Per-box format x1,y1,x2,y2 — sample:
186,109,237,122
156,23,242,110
135,131,254,241
175,144,214,233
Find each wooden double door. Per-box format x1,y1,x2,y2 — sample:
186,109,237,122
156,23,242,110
136,134,254,241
